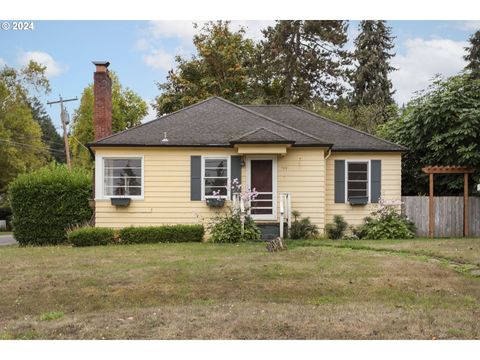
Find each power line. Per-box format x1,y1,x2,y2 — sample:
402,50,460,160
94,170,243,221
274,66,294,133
0,138,65,154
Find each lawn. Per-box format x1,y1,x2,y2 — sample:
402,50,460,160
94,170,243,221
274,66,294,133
0,239,479,339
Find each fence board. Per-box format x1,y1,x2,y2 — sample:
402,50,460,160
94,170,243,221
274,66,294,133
402,196,480,237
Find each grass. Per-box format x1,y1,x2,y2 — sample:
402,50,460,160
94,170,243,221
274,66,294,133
0,239,479,339
0,231,12,235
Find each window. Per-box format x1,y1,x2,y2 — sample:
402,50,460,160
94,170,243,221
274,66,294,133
347,161,369,200
202,156,230,199
103,158,143,197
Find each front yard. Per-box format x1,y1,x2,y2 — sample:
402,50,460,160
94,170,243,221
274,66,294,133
0,239,479,339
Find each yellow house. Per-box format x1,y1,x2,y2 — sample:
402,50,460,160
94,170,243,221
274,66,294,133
88,62,406,239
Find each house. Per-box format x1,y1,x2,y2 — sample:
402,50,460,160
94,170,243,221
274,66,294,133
88,61,406,238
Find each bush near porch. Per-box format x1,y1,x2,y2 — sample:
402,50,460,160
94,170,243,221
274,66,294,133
9,165,92,246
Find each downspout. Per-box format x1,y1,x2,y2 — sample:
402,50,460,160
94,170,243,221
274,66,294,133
324,148,332,160
87,144,96,226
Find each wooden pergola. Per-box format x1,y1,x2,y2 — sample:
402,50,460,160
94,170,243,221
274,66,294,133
421,166,474,238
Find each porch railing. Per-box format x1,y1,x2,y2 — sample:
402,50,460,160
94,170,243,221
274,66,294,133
233,192,292,239
279,192,292,239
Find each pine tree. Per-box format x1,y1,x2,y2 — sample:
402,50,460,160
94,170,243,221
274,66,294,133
352,21,396,108
260,20,350,105
29,98,65,163
464,30,480,79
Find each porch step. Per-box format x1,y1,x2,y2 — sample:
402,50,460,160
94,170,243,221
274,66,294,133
256,223,288,241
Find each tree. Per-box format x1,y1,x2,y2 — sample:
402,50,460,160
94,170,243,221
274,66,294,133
351,21,396,129
464,30,480,79
29,97,65,163
377,74,480,195
155,21,257,115
0,62,51,203
310,101,399,133
259,20,350,105
70,71,148,168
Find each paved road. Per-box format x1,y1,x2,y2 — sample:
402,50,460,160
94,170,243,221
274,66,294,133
0,234,17,246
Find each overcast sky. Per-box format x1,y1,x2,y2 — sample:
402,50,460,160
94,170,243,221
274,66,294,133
1,20,478,132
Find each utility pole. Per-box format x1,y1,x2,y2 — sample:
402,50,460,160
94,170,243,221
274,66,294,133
47,96,78,169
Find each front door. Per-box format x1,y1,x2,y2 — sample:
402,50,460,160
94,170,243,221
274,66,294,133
247,156,276,220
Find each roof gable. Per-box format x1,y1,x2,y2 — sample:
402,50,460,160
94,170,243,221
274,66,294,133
230,127,293,144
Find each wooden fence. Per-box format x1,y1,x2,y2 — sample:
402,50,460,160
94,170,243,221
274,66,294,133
401,196,480,237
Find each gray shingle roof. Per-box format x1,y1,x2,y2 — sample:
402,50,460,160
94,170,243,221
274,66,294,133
245,105,406,151
91,97,405,151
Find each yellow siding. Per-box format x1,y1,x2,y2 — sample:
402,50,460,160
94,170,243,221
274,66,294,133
94,147,239,228
325,152,402,226
277,148,326,230
93,147,327,231
92,147,401,234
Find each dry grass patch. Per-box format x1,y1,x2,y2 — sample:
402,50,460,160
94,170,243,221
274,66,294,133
0,241,479,339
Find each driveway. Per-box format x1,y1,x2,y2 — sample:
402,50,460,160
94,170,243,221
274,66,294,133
0,234,17,246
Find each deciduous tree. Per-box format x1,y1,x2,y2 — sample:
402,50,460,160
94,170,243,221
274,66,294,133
155,21,257,115
0,62,50,202
70,72,148,168
377,74,480,195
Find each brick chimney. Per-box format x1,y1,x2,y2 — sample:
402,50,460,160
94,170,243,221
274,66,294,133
93,61,112,141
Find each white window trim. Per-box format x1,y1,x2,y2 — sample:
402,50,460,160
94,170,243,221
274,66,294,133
95,154,144,200
246,155,277,221
345,159,370,204
201,155,231,200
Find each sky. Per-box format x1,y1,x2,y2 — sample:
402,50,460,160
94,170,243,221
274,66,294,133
1,20,479,133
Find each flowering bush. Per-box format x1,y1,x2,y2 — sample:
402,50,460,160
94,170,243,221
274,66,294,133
207,179,261,243
359,196,416,240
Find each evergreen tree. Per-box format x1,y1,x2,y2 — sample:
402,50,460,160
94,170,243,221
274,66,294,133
464,30,480,79
352,21,396,108
29,97,65,163
260,20,350,105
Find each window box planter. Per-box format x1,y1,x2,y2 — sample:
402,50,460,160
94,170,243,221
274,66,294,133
206,198,225,208
111,197,131,207
348,196,368,206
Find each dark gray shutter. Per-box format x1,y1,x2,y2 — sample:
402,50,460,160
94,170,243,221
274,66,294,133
230,155,242,199
334,160,345,203
191,156,201,201
370,160,381,203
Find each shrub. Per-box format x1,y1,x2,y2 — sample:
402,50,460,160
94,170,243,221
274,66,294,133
209,211,260,243
9,165,92,246
68,226,115,247
361,206,416,240
289,210,319,239
325,215,348,240
120,224,204,244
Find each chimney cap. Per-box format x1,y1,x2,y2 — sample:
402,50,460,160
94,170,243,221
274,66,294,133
92,61,110,67
92,61,110,73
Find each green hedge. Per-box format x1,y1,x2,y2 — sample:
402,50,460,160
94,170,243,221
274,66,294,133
120,225,204,244
9,165,93,246
68,227,115,247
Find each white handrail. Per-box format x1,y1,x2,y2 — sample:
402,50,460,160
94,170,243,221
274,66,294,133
279,192,291,239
